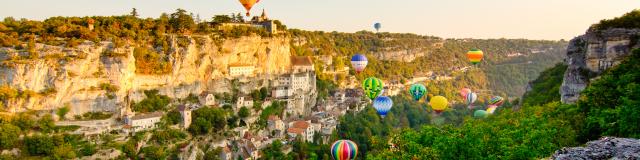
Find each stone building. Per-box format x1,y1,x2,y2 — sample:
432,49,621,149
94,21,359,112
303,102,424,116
229,64,255,77
126,112,163,132
178,105,192,129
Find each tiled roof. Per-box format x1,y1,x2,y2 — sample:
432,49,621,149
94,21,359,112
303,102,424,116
291,56,313,66
131,112,163,120
268,115,280,121
291,121,310,129
287,127,305,134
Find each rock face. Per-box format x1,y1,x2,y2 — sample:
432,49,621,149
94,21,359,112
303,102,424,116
0,35,295,115
372,47,430,62
551,137,640,159
560,28,640,103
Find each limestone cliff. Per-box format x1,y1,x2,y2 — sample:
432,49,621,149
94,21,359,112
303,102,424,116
560,28,640,103
0,35,294,115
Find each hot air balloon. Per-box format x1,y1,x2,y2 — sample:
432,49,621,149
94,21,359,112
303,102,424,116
474,110,488,118
331,140,358,160
466,92,478,107
489,96,505,106
373,96,393,118
459,88,471,100
467,49,484,65
409,84,427,101
351,54,368,73
362,77,384,100
238,0,259,17
487,105,498,114
429,96,448,113
374,23,381,32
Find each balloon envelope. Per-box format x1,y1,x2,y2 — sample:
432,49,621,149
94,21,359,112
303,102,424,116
474,110,489,118
374,23,382,31
362,77,384,100
351,54,368,73
409,84,427,101
467,49,484,65
331,140,358,160
466,92,478,106
238,0,258,16
459,88,471,100
489,96,505,106
373,96,393,118
487,105,498,114
429,96,448,112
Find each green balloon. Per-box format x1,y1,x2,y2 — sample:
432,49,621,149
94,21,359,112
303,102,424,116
474,110,489,118
409,84,427,101
362,77,384,100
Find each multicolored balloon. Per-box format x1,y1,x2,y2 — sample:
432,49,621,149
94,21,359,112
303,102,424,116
409,84,427,101
429,96,448,113
467,49,484,65
238,0,260,16
489,96,504,106
351,54,368,73
373,96,393,118
466,92,478,106
487,105,498,114
459,88,471,100
374,23,382,32
331,140,358,160
474,110,488,118
362,77,384,100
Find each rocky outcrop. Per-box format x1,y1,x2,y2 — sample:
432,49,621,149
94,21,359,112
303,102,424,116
551,137,640,159
0,35,295,115
560,28,640,103
372,47,430,62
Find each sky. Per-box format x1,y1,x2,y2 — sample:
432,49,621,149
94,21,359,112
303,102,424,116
0,0,638,40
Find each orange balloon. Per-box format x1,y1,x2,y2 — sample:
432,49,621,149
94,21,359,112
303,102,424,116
239,0,258,16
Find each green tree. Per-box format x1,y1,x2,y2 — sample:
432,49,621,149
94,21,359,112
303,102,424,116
52,143,76,160
38,114,55,133
130,8,139,17
24,134,54,155
169,9,195,34
56,105,71,120
0,123,21,149
238,107,250,118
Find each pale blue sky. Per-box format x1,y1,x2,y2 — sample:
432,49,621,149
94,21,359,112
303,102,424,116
1,0,638,40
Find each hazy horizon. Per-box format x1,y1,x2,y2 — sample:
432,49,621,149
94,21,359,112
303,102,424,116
0,0,638,40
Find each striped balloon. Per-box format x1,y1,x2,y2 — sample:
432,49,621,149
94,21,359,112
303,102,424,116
409,84,427,101
351,54,368,73
331,140,358,160
373,96,393,118
467,49,484,65
466,92,478,106
362,77,384,100
489,96,504,106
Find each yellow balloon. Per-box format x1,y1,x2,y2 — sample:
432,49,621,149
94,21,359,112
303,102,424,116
429,96,448,112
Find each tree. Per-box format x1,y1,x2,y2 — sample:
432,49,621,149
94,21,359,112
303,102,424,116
52,143,76,160
141,146,166,159
24,134,54,155
56,105,71,120
130,8,139,17
38,114,55,133
260,140,285,160
0,123,21,149
211,15,232,25
169,9,195,34
238,107,250,118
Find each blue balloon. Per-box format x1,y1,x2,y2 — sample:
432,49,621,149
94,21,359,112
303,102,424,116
373,96,393,118
374,23,382,32
351,54,367,61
